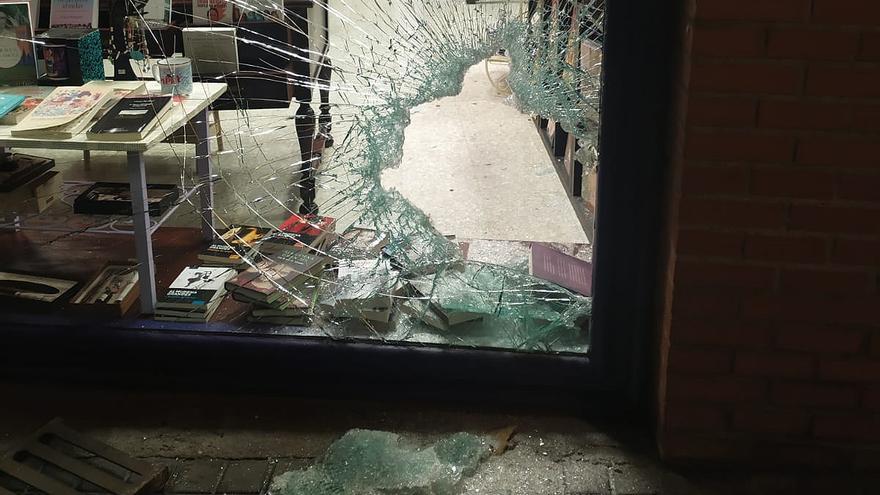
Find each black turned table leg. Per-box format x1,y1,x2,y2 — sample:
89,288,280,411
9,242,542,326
295,102,317,215
317,58,333,147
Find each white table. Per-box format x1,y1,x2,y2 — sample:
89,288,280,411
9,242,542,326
0,82,228,314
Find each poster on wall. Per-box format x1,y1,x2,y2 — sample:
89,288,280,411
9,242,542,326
141,0,171,23
48,0,98,29
192,0,232,25
0,0,37,28
0,2,37,86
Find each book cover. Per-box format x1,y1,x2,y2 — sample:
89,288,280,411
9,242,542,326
141,0,171,23
157,266,236,308
261,213,336,250
528,243,592,296
225,260,304,303
0,3,37,86
48,0,97,28
12,85,110,132
0,93,23,117
192,0,232,25
88,95,172,139
197,224,270,265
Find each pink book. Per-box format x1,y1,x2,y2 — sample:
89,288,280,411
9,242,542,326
529,243,593,296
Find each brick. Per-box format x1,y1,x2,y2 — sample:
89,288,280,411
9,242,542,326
797,135,880,167
685,131,795,163
862,32,880,60
744,295,880,325
751,166,834,199
831,238,880,265
666,402,727,431
758,100,851,130
696,0,809,22
691,62,803,95
767,28,860,60
772,382,859,408
790,204,880,235
671,317,771,349
687,96,757,127
677,229,744,258
821,359,880,381
777,326,865,354
806,65,880,98
780,268,871,293
814,414,880,442
671,290,739,318
676,260,774,290
668,346,733,373
813,0,880,25
735,352,814,379
744,234,829,263
862,388,880,411
837,172,880,202
679,198,788,229
668,375,767,403
851,103,880,130
732,407,810,435
682,164,750,196
693,26,766,58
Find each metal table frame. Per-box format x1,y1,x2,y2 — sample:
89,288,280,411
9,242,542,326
0,82,228,314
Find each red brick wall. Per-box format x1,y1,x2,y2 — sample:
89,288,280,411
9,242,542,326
657,0,880,467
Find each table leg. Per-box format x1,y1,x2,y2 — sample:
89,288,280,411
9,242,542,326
127,151,157,314
192,108,215,240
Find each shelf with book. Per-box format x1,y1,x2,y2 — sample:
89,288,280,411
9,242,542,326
0,180,201,236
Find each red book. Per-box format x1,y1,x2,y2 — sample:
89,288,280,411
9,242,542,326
528,243,592,296
260,213,336,251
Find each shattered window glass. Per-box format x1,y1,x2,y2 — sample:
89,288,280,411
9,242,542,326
0,0,602,355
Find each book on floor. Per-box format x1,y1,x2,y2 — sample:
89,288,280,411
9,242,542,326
328,226,390,260
259,213,336,253
528,243,592,296
225,250,326,306
87,95,172,141
11,84,113,138
197,224,271,266
156,266,236,312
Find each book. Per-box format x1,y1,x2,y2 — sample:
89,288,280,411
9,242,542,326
225,250,326,305
259,213,336,253
48,0,98,28
141,0,171,23
192,0,232,25
0,3,38,86
328,226,389,260
87,95,172,141
73,182,179,216
156,266,236,311
528,243,592,296
0,94,24,118
11,84,113,138
0,271,76,303
197,225,270,266
327,259,398,322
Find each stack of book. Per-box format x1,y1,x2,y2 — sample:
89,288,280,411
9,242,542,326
323,259,400,328
198,224,270,267
259,213,336,253
154,266,237,322
225,249,328,325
